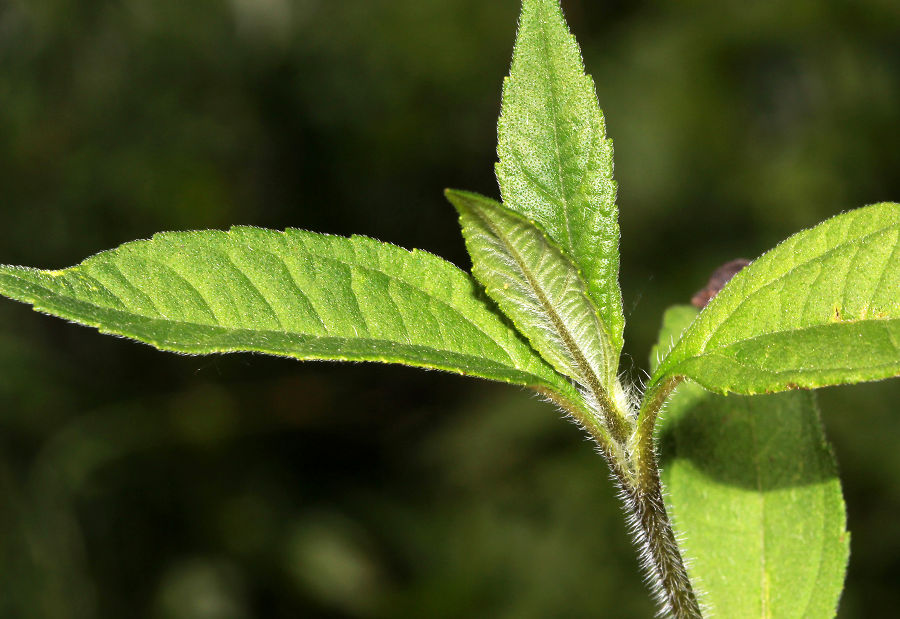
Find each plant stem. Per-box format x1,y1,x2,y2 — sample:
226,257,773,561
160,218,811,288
598,430,702,617
556,376,701,617
622,465,703,618
624,375,702,618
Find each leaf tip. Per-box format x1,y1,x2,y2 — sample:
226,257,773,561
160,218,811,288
443,187,460,201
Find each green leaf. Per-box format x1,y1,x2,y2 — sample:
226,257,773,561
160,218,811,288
446,190,625,432
652,202,900,394
497,0,623,357
0,227,577,397
655,306,849,618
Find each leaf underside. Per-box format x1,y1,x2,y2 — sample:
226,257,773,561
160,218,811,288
447,189,615,399
653,202,900,395
497,0,623,357
655,306,849,619
0,227,576,397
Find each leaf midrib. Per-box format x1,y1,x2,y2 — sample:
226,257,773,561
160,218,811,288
748,399,770,618
467,203,610,408
536,7,575,249
797,401,833,618
14,282,558,384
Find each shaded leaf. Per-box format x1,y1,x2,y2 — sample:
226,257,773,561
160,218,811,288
497,0,623,356
652,203,900,394
0,227,576,396
655,306,849,618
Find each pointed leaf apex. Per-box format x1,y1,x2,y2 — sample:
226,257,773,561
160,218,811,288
499,0,624,357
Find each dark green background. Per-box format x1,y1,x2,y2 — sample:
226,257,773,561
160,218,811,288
1,0,898,617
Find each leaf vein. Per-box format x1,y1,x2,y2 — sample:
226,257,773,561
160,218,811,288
221,251,286,331
867,230,899,310
143,256,225,325
105,263,164,315
696,222,899,353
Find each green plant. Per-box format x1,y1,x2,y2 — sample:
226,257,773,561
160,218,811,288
0,0,897,616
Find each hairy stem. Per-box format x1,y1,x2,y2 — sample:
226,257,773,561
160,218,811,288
623,374,701,618
552,374,700,616
622,463,702,618
542,388,630,480
632,376,683,463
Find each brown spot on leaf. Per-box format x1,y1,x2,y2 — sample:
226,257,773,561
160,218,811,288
691,258,751,309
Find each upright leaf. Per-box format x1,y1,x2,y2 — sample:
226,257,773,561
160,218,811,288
0,227,578,398
446,190,626,435
651,202,900,395
497,0,623,357
654,306,849,618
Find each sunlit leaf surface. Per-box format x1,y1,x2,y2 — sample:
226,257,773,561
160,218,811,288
652,203,900,394
0,227,575,395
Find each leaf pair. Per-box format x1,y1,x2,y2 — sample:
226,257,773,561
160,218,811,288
467,0,626,430
1,0,895,419
2,203,895,418
0,0,629,437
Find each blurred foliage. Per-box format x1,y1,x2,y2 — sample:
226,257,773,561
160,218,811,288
0,0,898,617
